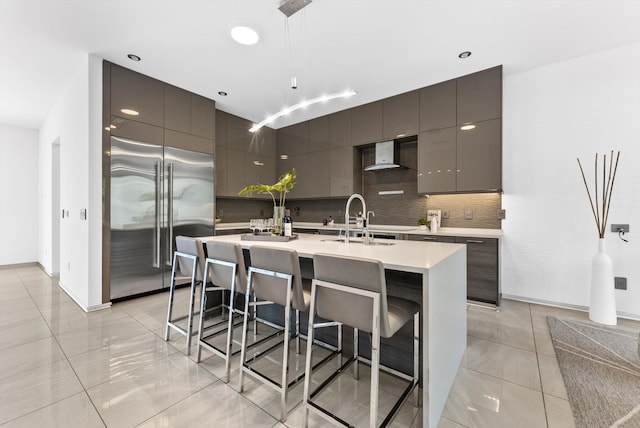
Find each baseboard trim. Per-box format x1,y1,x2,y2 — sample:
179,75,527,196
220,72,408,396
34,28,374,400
0,261,39,270
58,280,111,313
503,294,640,322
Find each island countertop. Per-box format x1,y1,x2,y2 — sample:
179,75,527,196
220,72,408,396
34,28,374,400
201,232,466,274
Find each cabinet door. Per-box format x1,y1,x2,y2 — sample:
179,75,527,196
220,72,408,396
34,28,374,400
417,128,457,193
226,113,250,151
351,101,383,145
309,116,329,152
277,122,309,156
109,116,163,144
226,148,245,196
406,234,456,243
215,110,228,147
164,129,214,155
455,237,499,304
215,145,227,196
111,64,164,127
308,150,331,198
277,154,303,199
330,146,357,197
191,94,215,139
328,110,352,148
457,66,502,125
248,126,276,156
456,119,501,192
164,85,191,133
420,79,456,131
382,90,419,139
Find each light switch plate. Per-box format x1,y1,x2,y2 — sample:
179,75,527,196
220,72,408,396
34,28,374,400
464,209,473,220
498,209,506,219
442,210,450,219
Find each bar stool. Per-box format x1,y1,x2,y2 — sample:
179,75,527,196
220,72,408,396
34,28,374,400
303,253,421,428
195,241,248,382
238,245,311,422
164,236,204,356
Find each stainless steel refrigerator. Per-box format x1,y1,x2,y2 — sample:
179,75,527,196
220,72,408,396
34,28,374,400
109,136,215,300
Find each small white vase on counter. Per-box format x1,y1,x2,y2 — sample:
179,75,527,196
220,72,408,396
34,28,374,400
430,217,438,234
589,238,617,325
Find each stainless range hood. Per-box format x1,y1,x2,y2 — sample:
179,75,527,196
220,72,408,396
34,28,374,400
364,140,402,171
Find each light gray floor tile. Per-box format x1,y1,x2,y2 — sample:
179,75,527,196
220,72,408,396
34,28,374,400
467,311,536,351
2,392,105,428
0,359,84,424
0,335,65,380
0,315,52,350
537,353,568,399
533,327,556,356
544,393,576,428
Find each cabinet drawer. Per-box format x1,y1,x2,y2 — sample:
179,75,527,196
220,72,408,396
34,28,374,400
406,234,456,243
455,237,499,305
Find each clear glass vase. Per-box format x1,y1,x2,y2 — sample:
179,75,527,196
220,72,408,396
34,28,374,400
272,206,284,235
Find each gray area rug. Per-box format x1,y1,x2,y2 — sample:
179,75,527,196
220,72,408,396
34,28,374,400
547,317,640,428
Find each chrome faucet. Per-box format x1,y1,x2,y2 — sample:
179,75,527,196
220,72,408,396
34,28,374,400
344,193,366,243
363,210,376,245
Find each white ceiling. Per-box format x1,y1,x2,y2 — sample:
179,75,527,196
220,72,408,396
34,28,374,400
2,0,640,130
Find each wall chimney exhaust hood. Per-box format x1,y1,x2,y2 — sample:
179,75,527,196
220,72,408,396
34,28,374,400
364,140,402,171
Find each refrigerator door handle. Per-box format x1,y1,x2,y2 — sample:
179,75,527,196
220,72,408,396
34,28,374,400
154,161,161,268
167,162,174,266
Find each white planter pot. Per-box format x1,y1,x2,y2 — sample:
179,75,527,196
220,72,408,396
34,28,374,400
589,238,617,325
419,225,427,231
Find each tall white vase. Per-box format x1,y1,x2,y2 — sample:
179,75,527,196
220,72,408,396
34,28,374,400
589,238,617,325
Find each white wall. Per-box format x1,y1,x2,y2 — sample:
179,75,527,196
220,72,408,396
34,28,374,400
0,123,39,265
38,54,104,310
503,42,640,319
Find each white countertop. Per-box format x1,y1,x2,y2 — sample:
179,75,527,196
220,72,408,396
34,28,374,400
215,221,502,239
200,232,465,275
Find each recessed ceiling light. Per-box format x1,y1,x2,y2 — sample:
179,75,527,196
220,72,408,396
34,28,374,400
231,26,259,45
218,91,228,96
127,54,141,61
121,108,139,116
458,51,472,59
460,124,476,131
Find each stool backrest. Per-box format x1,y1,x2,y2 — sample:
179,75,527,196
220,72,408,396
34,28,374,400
248,245,308,311
175,236,204,281
205,241,247,293
312,253,392,336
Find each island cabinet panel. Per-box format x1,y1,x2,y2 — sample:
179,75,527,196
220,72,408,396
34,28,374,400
455,236,499,305
308,116,330,151
330,146,358,197
277,122,309,157
164,85,191,134
456,65,502,125
419,79,456,132
328,109,352,148
382,90,419,139
191,94,215,140
351,100,383,145
111,64,164,127
456,119,501,192
417,128,457,193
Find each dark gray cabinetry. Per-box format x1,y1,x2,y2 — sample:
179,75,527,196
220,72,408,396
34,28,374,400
417,127,457,194
382,90,419,139
351,101,383,145
328,110,352,148
406,234,456,243
419,79,456,131
191,94,215,139
456,119,501,192
309,116,330,150
455,236,499,305
456,66,502,125
164,85,191,133
278,122,309,156
111,64,164,127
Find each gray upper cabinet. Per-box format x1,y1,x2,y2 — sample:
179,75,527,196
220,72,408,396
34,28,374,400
215,110,228,147
226,148,246,196
111,64,164,127
328,110,352,148
309,116,329,152
164,129,214,155
351,101,383,145
420,79,456,131
164,85,191,133
248,126,276,156
308,150,331,198
456,119,502,192
215,145,228,196
417,128,457,193
331,146,359,197
277,122,309,157
191,94,215,139
226,113,250,151
382,90,419,139
456,66,502,125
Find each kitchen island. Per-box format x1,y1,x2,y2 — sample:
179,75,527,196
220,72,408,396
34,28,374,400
200,233,467,427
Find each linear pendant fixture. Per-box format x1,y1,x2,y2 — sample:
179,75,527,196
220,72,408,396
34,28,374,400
249,90,356,133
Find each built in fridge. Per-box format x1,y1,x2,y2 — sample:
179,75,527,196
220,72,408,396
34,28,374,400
109,136,215,300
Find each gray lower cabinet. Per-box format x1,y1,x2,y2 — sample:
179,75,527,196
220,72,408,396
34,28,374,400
406,234,500,305
455,236,499,305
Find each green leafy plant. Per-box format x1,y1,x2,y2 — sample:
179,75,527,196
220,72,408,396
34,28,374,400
239,168,297,217
418,218,430,227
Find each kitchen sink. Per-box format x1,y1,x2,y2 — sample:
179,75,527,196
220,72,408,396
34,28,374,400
321,239,395,246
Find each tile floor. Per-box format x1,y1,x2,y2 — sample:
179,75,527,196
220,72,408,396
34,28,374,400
1,264,639,427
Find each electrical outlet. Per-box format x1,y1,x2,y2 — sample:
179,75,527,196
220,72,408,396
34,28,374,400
611,224,629,233
464,209,473,220
498,209,506,219
614,277,627,290
442,210,450,219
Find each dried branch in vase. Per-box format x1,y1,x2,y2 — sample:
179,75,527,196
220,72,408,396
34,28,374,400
577,151,621,238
